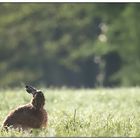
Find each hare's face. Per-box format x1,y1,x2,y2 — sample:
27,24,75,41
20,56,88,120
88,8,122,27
26,85,37,96
26,85,45,110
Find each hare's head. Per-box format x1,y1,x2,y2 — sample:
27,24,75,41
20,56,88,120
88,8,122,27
26,85,45,110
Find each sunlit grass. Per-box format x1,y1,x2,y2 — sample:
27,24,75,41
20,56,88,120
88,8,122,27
0,87,140,137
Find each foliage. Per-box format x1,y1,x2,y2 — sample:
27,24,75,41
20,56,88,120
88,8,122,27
104,4,140,86
1,88,140,137
0,3,140,87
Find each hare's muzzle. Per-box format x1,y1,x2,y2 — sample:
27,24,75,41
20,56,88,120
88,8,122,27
26,85,37,95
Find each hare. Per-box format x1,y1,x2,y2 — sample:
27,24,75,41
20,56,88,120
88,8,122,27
2,85,48,131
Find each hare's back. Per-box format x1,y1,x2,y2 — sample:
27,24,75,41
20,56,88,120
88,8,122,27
3,105,43,129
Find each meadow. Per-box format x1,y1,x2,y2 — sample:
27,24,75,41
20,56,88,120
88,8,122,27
0,87,140,137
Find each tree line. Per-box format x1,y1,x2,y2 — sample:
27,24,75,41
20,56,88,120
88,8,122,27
0,3,139,87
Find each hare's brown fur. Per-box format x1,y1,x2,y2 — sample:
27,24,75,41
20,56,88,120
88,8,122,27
2,88,47,130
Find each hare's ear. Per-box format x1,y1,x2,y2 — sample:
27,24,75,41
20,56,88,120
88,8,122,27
25,85,37,95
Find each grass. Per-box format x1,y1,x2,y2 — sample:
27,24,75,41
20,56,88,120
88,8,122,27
0,87,140,137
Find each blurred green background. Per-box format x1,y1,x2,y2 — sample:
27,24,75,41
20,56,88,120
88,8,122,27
0,3,140,88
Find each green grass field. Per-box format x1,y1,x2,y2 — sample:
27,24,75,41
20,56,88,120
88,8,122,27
0,87,140,137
